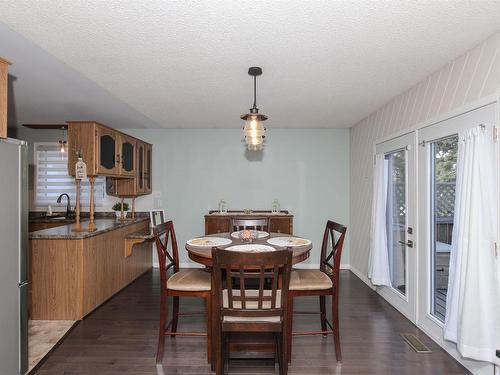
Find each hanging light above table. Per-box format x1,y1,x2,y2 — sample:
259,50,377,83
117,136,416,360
241,67,267,151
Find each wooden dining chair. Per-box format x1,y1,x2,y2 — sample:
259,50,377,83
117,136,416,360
286,220,347,362
231,217,269,232
153,221,212,364
212,248,293,375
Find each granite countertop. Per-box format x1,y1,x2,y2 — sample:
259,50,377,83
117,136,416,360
125,228,154,240
29,215,75,224
29,217,149,240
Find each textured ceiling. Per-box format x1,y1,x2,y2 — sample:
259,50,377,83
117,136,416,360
1,1,500,129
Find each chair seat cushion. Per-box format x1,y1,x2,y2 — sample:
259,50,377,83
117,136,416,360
167,269,211,291
289,269,333,291
222,289,281,323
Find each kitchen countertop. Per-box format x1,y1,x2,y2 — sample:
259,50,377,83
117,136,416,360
29,217,149,240
125,228,154,240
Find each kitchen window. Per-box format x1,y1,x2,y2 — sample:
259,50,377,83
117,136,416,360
34,143,105,207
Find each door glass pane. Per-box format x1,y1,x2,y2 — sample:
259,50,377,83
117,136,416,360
385,150,406,295
430,135,458,322
122,142,134,172
100,135,115,170
138,146,144,189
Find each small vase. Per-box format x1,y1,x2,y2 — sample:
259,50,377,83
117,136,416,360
115,211,128,219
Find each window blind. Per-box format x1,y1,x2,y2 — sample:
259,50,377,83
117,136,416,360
35,143,105,207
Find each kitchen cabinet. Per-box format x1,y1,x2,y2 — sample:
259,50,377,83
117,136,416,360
119,135,136,177
144,143,152,194
96,125,119,175
0,57,11,139
67,121,150,183
136,142,145,194
205,211,293,235
106,140,152,197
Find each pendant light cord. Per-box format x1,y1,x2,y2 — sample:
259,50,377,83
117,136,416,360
253,75,257,109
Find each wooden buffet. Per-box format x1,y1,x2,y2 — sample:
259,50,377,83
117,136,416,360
205,210,293,235
29,218,153,320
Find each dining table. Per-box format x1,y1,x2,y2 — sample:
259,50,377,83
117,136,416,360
185,231,313,361
185,231,312,266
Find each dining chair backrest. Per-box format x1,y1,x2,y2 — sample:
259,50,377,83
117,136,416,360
320,220,347,286
232,218,269,232
153,221,180,291
212,248,293,321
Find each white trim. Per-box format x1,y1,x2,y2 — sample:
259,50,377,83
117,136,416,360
349,265,376,290
372,91,500,147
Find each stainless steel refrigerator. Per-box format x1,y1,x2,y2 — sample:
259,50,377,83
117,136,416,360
0,138,28,375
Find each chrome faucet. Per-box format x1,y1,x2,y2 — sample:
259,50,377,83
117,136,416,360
56,193,74,219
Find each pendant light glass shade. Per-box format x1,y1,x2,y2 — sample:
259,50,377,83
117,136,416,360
241,67,267,151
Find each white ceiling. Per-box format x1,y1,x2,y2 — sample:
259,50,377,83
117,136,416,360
1,1,500,129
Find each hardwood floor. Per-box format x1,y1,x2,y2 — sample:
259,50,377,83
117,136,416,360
33,269,469,374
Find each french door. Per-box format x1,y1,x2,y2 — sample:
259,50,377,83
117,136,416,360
417,103,497,344
375,132,417,322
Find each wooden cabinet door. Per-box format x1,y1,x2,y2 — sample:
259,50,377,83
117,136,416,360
144,144,152,193
205,217,231,235
269,218,293,235
96,126,119,175
136,142,145,193
0,58,10,139
120,135,136,177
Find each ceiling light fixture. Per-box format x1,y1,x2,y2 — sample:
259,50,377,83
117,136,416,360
241,67,267,151
58,126,67,154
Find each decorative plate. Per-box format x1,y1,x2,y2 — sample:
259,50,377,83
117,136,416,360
267,237,312,247
187,237,232,247
225,244,276,253
230,230,270,239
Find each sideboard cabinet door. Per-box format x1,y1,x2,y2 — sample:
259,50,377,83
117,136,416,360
205,217,231,235
269,218,293,235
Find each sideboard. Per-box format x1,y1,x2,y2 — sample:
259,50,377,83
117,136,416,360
205,210,293,235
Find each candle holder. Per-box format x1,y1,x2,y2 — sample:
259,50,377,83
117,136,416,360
239,229,258,243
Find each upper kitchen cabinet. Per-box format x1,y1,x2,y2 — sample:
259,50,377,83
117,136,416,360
0,57,11,139
67,121,148,180
144,143,152,193
107,140,152,197
96,124,120,175
119,135,136,177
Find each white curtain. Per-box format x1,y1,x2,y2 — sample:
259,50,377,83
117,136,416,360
368,154,392,286
444,126,499,365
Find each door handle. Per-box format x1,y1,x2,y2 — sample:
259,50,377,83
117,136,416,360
398,240,414,248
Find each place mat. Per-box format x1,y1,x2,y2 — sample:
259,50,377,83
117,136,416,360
225,244,276,253
267,237,312,247
186,237,232,247
230,230,270,239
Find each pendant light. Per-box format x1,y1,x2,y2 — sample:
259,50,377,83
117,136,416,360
58,126,67,154
241,67,267,151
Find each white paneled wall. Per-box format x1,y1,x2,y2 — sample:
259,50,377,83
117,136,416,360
350,31,500,276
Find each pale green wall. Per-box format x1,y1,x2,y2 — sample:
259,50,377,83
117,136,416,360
17,126,350,267
128,128,350,267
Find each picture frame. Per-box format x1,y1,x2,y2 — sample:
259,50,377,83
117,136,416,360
149,209,166,228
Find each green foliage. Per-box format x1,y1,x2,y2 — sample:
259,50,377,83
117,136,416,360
434,136,458,183
112,202,129,211
387,135,458,183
